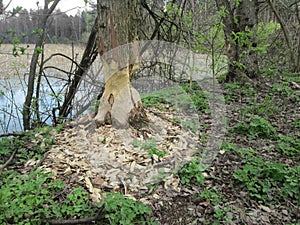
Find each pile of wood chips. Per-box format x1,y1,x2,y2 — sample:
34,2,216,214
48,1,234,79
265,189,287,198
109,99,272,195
40,107,200,204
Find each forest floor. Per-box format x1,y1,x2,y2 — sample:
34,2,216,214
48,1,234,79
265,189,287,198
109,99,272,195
0,72,299,225
148,74,300,224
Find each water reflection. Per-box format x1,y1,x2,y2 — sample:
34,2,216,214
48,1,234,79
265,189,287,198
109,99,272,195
0,77,62,134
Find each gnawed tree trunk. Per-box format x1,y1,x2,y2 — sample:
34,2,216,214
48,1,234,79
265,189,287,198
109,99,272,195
95,62,143,128
216,0,259,82
95,0,146,128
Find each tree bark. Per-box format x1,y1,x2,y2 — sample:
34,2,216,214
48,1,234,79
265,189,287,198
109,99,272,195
58,16,99,122
22,0,60,130
0,0,3,14
267,0,298,72
94,0,145,128
216,0,259,82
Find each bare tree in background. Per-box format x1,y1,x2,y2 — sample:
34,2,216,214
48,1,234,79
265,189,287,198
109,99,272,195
23,0,60,130
216,0,259,82
0,0,3,14
267,0,300,72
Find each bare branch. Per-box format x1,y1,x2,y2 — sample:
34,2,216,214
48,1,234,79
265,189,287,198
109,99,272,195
0,149,17,174
41,205,105,225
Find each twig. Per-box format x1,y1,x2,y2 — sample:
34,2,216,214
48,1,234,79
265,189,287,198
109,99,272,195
0,133,25,138
32,151,51,171
0,149,17,174
41,205,105,225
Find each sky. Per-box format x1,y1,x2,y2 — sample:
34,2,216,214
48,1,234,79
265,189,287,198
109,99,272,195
3,0,94,15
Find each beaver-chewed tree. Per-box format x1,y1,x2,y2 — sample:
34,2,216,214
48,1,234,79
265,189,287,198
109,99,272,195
94,0,146,128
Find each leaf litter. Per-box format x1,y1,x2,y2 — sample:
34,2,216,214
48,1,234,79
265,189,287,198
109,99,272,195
35,78,300,224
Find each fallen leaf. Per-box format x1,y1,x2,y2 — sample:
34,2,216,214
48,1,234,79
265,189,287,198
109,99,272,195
92,175,104,187
199,201,210,207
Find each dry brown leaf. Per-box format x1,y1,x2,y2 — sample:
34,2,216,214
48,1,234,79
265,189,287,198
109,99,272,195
199,201,210,207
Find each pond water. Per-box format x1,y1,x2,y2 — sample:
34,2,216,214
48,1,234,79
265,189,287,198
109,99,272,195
0,77,65,134
0,71,104,134
0,78,25,133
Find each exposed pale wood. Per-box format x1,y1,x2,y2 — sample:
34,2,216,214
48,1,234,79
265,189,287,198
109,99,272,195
96,0,144,128
95,64,142,128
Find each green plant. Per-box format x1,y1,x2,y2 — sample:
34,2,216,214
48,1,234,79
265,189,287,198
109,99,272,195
271,82,294,97
213,207,232,224
241,83,257,97
270,81,300,102
172,117,181,124
142,84,210,114
224,82,240,101
200,188,222,206
55,124,64,133
0,169,157,225
100,192,156,225
133,138,167,158
141,95,165,110
181,83,210,113
0,170,99,225
242,96,279,117
231,115,277,139
0,127,55,166
182,119,200,133
293,118,300,129
233,158,300,204
224,82,257,102
199,188,232,224
222,141,256,162
276,135,300,159
178,159,205,187
93,99,100,111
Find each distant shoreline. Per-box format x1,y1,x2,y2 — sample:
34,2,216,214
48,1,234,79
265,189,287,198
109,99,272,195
0,44,85,79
